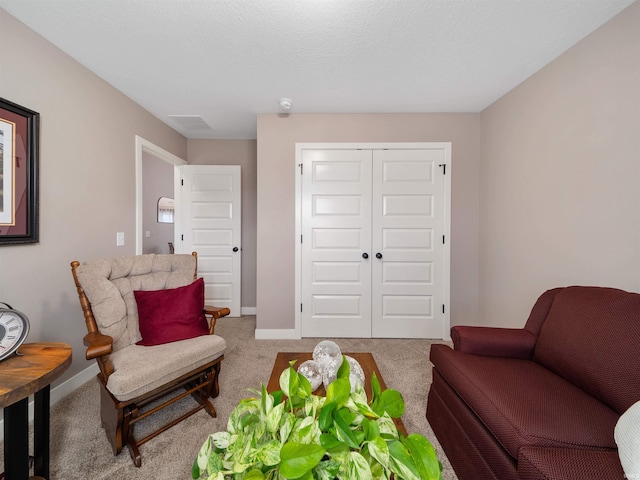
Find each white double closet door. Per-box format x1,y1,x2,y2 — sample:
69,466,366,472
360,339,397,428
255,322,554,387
299,144,450,339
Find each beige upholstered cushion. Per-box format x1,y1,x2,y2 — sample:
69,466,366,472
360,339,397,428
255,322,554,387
106,334,226,401
75,254,197,351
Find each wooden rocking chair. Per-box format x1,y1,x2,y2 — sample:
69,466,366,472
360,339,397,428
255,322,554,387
70,253,229,467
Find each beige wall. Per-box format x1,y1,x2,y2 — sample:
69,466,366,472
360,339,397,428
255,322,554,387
0,10,187,381
256,113,482,331
479,1,640,326
187,139,257,309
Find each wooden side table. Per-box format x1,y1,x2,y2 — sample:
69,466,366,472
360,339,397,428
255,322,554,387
0,343,72,480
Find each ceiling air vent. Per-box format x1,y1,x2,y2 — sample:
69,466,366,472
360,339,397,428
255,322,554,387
168,115,212,130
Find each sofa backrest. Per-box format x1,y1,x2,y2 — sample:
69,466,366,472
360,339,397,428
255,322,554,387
75,254,197,352
533,286,640,414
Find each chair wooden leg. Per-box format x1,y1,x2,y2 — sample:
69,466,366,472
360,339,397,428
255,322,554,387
128,439,142,468
209,362,222,398
188,367,218,418
123,406,141,466
99,382,125,455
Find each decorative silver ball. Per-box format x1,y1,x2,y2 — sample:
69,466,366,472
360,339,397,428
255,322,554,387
297,360,323,391
312,340,342,367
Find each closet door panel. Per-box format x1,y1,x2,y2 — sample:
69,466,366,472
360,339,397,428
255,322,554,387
301,149,372,337
372,149,444,338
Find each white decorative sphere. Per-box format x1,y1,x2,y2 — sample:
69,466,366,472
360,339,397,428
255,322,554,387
297,360,323,391
312,340,342,367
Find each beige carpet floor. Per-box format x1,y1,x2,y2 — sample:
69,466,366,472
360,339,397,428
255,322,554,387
0,316,458,479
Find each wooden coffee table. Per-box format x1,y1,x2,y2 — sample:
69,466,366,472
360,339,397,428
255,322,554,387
267,352,406,435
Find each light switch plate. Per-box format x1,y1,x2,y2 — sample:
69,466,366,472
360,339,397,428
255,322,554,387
116,232,125,246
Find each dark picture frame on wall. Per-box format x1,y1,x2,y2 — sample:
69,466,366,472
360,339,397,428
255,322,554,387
0,98,39,245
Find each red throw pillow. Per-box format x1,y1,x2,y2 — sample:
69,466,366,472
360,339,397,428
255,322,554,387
135,278,209,346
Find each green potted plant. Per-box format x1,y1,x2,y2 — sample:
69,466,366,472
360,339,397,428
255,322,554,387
193,357,442,480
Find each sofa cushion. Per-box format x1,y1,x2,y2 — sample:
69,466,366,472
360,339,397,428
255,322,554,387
430,344,619,459
106,333,226,401
517,446,624,480
533,286,640,414
135,278,209,346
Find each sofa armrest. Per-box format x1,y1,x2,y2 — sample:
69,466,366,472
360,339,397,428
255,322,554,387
451,326,536,359
517,446,623,480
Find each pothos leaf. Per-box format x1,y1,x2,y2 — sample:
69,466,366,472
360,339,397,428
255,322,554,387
279,442,325,479
194,436,211,477
336,355,350,380
381,389,405,418
402,434,442,480
243,470,265,480
333,408,360,449
325,377,350,408
272,389,285,405
266,399,285,434
366,436,390,469
314,458,341,480
319,432,348,453
362,418,380,441
388,439,421,480
297,371,312,398
279,362,298,398
370,373,384,416
344,451,373,480
318,400,337,431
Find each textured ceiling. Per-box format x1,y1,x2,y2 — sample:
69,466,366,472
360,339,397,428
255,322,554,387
1,0,635,139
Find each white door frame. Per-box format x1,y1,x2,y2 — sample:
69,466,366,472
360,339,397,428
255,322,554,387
294,142,452,339
134,135,186,255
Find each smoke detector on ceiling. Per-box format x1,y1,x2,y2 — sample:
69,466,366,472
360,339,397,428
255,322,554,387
279,98,293,111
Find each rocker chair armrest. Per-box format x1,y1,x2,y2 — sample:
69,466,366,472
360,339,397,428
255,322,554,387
451,326,536,359
84,331,113,360
204,305,231,335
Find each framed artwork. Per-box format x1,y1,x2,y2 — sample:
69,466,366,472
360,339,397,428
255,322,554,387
0,98,39,245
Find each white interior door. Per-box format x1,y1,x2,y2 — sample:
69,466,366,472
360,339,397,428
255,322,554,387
176,165,241,316
297,143,450,339
371,149,444,338
301,149,372,337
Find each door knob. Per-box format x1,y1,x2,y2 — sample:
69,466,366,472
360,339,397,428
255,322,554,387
233,247,239,252
376,252,383,259
362,253,369,259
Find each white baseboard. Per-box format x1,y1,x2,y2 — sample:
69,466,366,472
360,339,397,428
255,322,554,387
241,307,257,315
0,363,99,441
254,328,299,340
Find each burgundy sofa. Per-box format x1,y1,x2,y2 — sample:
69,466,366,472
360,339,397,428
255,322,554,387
427,286,640,480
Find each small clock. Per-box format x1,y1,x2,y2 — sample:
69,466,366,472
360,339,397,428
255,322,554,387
0,302,30,362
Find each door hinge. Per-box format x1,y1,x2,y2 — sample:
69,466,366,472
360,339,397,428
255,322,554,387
181,178,184,186
442,304,445,314
300,234,303,243
439,163,446,175
181,234,184,241
299,163,303,174
442,235,445,244
300,303,303,312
